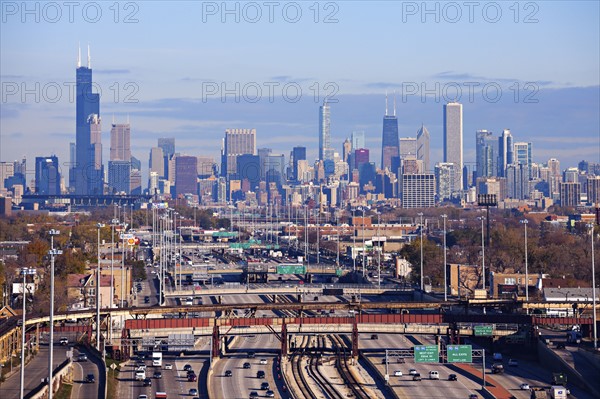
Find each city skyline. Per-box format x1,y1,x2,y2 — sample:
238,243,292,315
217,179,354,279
1,2,598,175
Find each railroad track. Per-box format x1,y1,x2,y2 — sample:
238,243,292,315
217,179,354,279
306,335,344,399
329,334,371,399
290,335,317,399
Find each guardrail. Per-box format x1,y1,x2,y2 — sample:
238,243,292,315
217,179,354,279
25,357,71,399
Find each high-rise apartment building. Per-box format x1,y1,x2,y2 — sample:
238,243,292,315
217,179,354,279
292,146,306,181
560,182,581,207
401,173,435,208
434,162,455,201
443,102,463,192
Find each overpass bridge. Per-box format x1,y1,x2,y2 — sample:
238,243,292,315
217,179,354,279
3,299,597,365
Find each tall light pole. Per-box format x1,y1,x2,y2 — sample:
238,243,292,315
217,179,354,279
19,267,36,399
362,207,366,278
441,214,447,301
418,212,424,291
110,219,119,309
520,219,529,303
47,230,61,399
352,209,356,273
588,223,597,350
480,217,486,291
96,223,105,352
377,213,381,288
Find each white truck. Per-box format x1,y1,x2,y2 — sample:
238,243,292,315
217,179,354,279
549,385,568,399
152,352,163,367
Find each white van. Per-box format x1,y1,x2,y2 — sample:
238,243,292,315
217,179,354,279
135,370,145,381
394,370,403,376
429,371,440,380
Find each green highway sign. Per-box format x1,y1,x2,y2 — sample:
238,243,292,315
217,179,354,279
277,264,307,274
414,345,438,363
474,325,493,336
447,345,472,363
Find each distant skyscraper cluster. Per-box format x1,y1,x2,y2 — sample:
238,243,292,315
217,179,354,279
1,50,598,213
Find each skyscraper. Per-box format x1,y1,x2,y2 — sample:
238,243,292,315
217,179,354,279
292,146,306,181
149,147,164,177
175,156,198,196
319,102,332,161
351,131,365,151
381,94,399,170
158,137,175,178
110,123,131,162
416,124,430,172
401,173,435,208
514,142,532,168
498,129,514,177
342,138,352,164
222,128,256,177
434,162,455,201
476,130,497,179
443,102,463,193
399,138,417,160
35,156,61,195
74,45,102,195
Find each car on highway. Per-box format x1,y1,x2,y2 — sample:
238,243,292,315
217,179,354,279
249,392,259,399
187,373,197,382
519,383,530,390
59,337,69,345
153,371,162,379
261,382,270,390
243,362,251,369
259,358,268,365
429,371,440,380
144,296,150,303
247,351,256,358
85,374,95,383
136,364,147,371
164,363,173,370
409,368,418,375
137,395,148,399
265,390,275,398
257,370,265,379
394,370,403,376
508,359,519,366
189,388,198,396
448,374,458,381
371,334,379,340
183,364,193,371
143,377,152,386
225,370,232,377
77,353,88,362
412,373,422,381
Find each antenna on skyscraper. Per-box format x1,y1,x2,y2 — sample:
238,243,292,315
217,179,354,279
393,90,397,117
77,42,81,68
385,91,388,116
87,44,91,68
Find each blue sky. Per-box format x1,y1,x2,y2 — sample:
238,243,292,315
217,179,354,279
1,1,599,178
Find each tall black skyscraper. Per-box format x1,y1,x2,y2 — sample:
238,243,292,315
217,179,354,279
74,45,102,195
381,94,399,170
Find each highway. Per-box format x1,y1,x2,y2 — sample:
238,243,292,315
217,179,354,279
71,347,103,399
360,333,482,399
1,344,69,399
210,334,283,399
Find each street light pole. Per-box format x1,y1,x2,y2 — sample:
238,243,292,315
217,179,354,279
362,208,366,278
521,219,529,303
588,223,597,350
352,209,356,273
96,223,105,352
377,213,381,288
442,214,447,301
418,212,424,291
19,268,34,399
480,217,486,291
47,229,61,399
